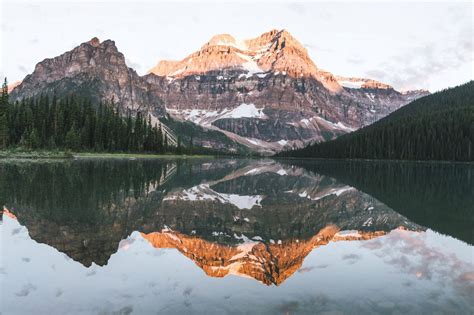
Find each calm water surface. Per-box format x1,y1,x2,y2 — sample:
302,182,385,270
1,158,473,314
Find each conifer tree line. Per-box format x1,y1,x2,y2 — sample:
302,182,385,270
0,78,188,153
0,79,9,149
278,81,474,161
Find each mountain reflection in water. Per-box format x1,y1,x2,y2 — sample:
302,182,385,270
1,159,473,314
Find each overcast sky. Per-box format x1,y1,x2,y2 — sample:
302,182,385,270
1,0,472,92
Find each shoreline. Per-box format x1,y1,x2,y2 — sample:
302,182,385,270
1,150,471,164
0,150,217,160
73,152,215,159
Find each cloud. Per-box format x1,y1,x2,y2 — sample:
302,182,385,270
286,3,306,15
15,283,37,297
11,227,22,235
298,266,316,273
342,253,360,260
191,15,200,24
18,65,28,73
365,13,472,91
347,57,365,65
366,230,474,301
118,237,135,251
117,305,133,315
305,42,334,53
125,58,143,72
277,301,299,313
361,238,383,250
286,3,332,20
183,286,193,296
342,253,361,264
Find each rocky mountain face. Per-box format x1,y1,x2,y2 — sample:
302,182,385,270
141,227,391,286
149,30,341,92
10,37,165,117
10,30,429,154
146,29,429,153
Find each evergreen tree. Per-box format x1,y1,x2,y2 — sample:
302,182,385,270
65,124,81,150
177,136,182,154
164,133,168,151
0,78,8,149
2,93,194,155
28,128,40,149
157,125,163,151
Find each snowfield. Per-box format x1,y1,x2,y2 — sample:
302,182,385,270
338,80,365,89
163,183,264,210
224,103,266,119
289,186,355,201
167,103,267,127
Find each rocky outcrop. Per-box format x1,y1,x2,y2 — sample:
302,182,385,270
335,76,393,90
142,226,393,286
149,29,341,92
10,37,165,117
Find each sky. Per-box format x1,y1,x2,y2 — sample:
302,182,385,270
1,0,472,92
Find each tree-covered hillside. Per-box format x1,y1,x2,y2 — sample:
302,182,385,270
278,81,474,161
0,79,228,155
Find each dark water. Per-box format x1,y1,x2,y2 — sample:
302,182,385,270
1,158,473,314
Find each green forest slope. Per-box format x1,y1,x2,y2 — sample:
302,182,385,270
278,81,473,161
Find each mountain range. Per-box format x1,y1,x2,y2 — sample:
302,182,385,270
9,29,429,154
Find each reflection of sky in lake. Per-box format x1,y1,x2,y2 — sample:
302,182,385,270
2,215,472,314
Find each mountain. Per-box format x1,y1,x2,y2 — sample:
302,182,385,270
10,37,165,117
146,29,428,153
149,30,342,91
7,38,249,152
9,30,429,154
278,81,474,161
141,228,394,286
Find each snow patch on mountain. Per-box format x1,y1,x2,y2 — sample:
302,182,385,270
289,186,355,201
163,184,263,210
167,103,267,127
334,230,362,238
288,116,355,133
226,103,266,119
338,80,365,89
314,117,355,132
276,169,287,176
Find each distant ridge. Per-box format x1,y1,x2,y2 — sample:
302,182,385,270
277,81,474,161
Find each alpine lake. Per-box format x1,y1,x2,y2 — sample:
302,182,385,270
1,157,473,314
